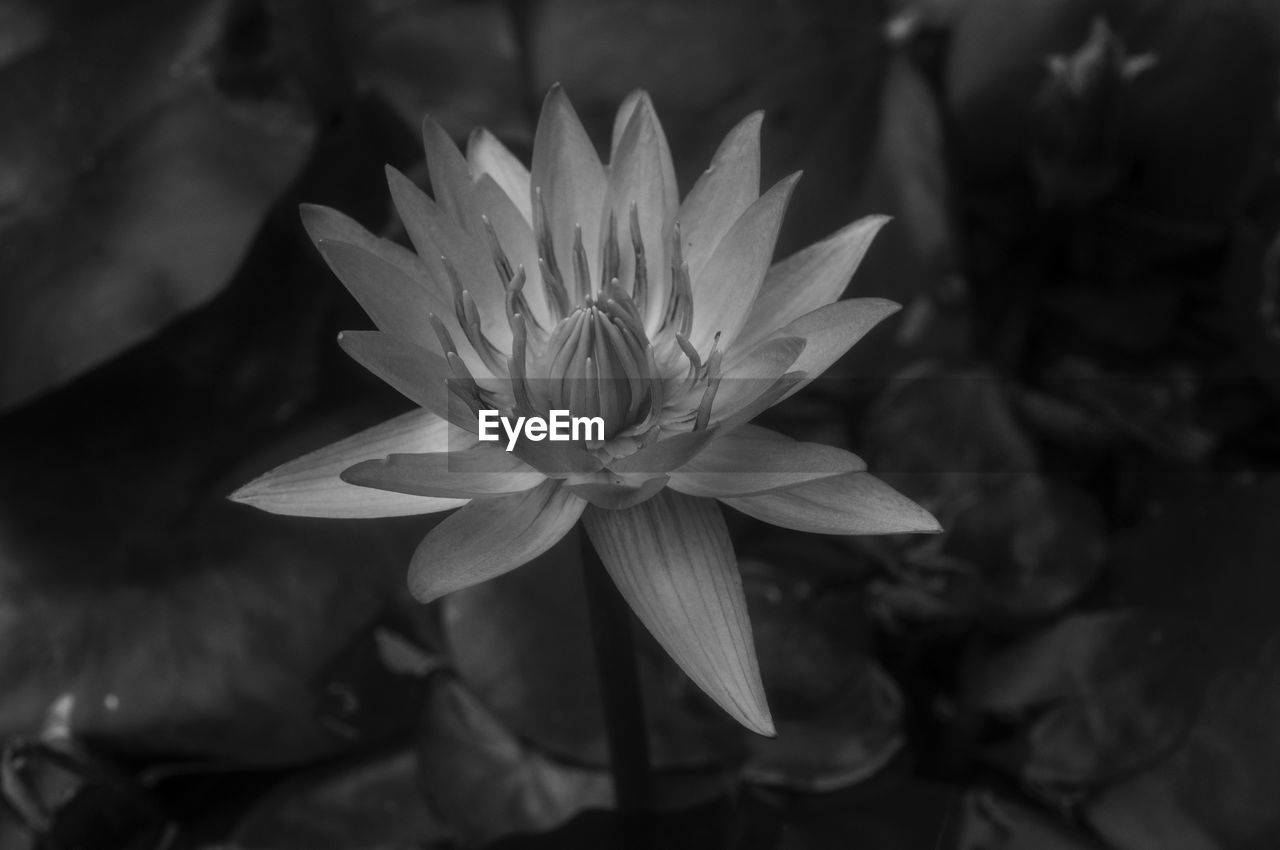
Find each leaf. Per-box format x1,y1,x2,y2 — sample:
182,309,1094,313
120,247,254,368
231,748,448,850
955,790,1108,850
968,611,1200,788
0,0,314,411
863,365,1105,623
330,0,531,145
738,557,904,792
415,672,611,844
1083,477,1280,848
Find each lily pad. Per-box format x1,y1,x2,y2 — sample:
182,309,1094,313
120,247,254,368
0,0,314,411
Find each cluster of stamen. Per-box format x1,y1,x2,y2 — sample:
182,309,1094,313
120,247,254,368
429,190,725,454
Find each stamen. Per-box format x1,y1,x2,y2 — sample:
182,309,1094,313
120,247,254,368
666,225,694,338
601,209,620,290
505,266,537,333
693,348,723,431
458,289,507,376
442,256,465,306
601,280,646,341
508,313,536,415
538,256,571,320
572,225,591,305
675,332,701,375
439,260,505,375
629,203,648,312
428,312,458,357
481,214,514,284
534,187,570,317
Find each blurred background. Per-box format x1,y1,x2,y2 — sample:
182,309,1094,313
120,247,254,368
2,0,1280,847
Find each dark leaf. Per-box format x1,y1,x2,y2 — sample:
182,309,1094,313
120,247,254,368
232,748,448,850
0,0,315,410
739,555,905,792
968,611,1200,788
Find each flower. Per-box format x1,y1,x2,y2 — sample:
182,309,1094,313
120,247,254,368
231,86,939,735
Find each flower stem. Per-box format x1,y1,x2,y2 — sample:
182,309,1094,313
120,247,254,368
580,530,654,816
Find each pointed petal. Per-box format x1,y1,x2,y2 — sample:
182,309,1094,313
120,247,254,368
678,112,762,282
689,173,801,352
710,336,806,423
315,240,454,355
229,410,469,517
734,216,889,352
759,299,901,403
300,204,425,283
409,482,585,602
716,373,805,433
668,424,865,497
721,472,940,535
582,491,774,735
422,115,481,231
386,165,512,351
531,85,607,282
610,90,678,194
605,91,677,314
342,446,545,498
608,428,718,474
337,330,455,423
467,128,533,223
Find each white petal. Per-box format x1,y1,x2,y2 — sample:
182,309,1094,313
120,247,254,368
229,410,469,518
467,127,533,224
678,112,762,283
582,491,774,735
668,424,865,497
721,472,940,535
530,85,607,286
409,482,585,603
688,173,800,352
733,215,889,353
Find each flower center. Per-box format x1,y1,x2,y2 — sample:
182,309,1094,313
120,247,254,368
534,295,655,438
434,196,725,452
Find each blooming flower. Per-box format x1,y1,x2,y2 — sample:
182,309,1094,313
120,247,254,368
231,87,939,735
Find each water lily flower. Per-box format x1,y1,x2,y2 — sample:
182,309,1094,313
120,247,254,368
231,87,939,735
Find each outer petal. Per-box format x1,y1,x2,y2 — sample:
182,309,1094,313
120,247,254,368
422,116,483,232
720,472,940,535
759,299,901,402
229,410,469,518
314,240,460,359
409,481,585,603
582,490,774,735
605,91,677,313
531,85,607,284
467,127,533,223
733,216,889,353
677,112,762,282
688,173,801,352
385,165,512,351
337,331,456,425
668,424,866,497
300,204,425,284
341,446,545,498
709,336,806,424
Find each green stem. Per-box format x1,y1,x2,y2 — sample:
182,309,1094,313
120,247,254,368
580,529,654,816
